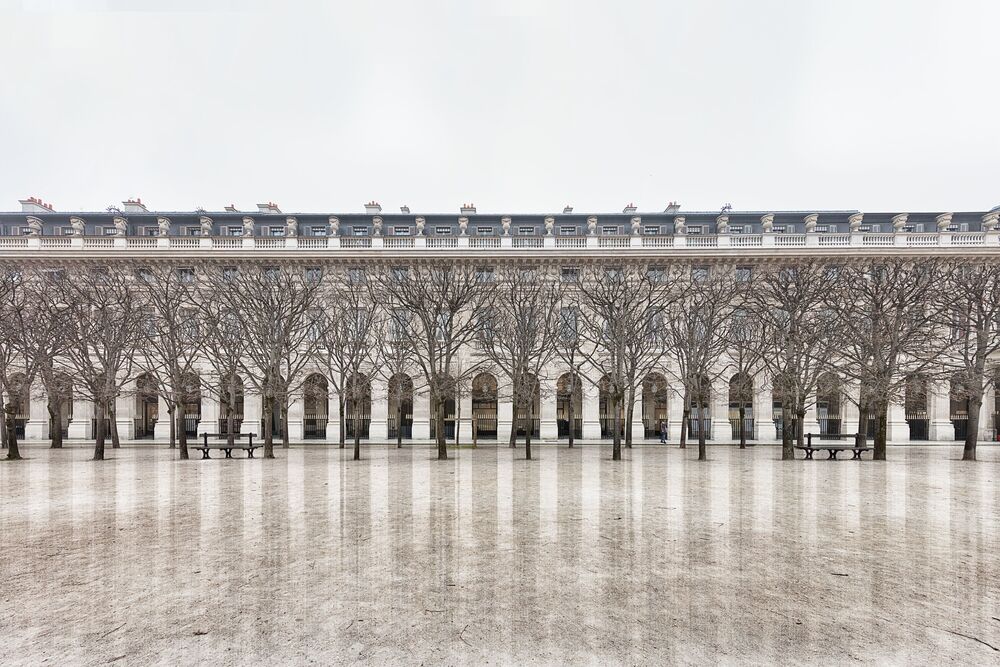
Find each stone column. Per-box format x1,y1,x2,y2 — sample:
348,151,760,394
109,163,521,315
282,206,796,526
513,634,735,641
153,393,172,440
667,387,685,442
540,376,559,441
115,390,136,440
199,384,219,437
754,378,776,442
803,391,821,437
369,376,389,442
928,381,954,441
412,389,430,441
841,384,861,436
25,381,49,440
497,392,513,443
286,389,305,442
629,387,645,441
581,381,601,440
457,388,473,444
67,396,93,439
886,399,909,443
710,376,731,442
242,391,263,437
325,387,341,442
977,389,993,441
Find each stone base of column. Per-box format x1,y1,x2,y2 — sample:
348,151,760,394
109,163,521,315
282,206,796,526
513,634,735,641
25,419,48,440
630,419,645,441
412,419,430,441
116,418,135,440
756,417,777,442
286,418,304,442
540,419,558,441
154,420,171,441
929,420,955,441
582,419,601,440
712,418,731,442
67,418,92,440
370,420,389,442
885,419,909,443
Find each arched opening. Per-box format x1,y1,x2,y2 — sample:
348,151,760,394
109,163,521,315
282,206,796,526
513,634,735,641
472,373,498,439
599,375,624,438
771,373,798,440
134,373,159,439
429,385,456,440
47,372,73,439
950,372,970,441
218,374,244,435
905,375,929,441
345,373,371,439
556,372,583,439
263,374,287,438
303,373,328,439
387,374,413,439
816,372,842,436
643,373,670,438
728,373,754,440
688,374,711,440
514,374,540,438
180,372,202,437
6,373,29,439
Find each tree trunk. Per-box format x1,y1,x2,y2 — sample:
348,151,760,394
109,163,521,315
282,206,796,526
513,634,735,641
436,395,448,460
796,407,806,450
455,389,462,449
93,397,107,461
353,419,361,461
679,389,690,449
625,386,634,448
176,401,189,460
874,400,888,461
525,425,532,460
281,401,290,449
48,399,63,449
612,393,622,461
738,404,746,449
0,394,7,450
962,390,982,461
338,395,346,449
5,405,20,460
109,403,121,449
509,396,518,448
697,400,707,461
396,402,403,448
168,404,176,449
781,406,793,460
567,385,575,448
263,393,275,459
857,401,869,446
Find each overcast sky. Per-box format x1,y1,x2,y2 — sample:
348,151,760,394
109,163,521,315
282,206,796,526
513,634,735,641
1,0,997,214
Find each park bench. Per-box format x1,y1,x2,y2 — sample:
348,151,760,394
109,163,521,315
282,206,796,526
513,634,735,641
192,432,259,459
795,433,871,460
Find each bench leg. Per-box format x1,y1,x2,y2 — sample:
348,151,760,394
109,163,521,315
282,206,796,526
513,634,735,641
804,449,813,460
828,450,838,460
247,449,254,458
224,449,233,458
201,449,210,460
853,450,862,460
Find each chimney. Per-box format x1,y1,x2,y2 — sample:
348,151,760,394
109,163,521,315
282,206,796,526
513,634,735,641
460,203,477,215
122,198,148,213
664,201,681,214
19,196,54,213
257,201,281,214
400,205,410,214
224,204,239,212
563,206,573,214
365,200,382,214
623,202,637,214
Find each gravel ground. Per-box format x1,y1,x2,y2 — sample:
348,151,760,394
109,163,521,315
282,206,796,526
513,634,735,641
1,442,999,665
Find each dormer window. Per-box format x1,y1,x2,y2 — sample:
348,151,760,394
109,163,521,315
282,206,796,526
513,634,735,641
184,227,200,236
142,226,157,236
352,226,368,236
103,227,117,236
268,226,285,237
730,225,744,234
643,225,660,235
477,226,493,235
772,225,786,234
602,225,619,235
393,226,410,236
435,226,452,235
518,226,534,235
310,226,327,237
688,225,703,235
560,226,576,236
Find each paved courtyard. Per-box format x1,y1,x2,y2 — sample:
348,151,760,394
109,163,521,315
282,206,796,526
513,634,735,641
2,443,999,665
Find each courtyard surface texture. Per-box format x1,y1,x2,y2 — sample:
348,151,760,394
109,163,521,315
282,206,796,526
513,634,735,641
2,443,999,665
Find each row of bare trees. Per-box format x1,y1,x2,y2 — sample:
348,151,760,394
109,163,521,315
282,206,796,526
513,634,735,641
1,257,998,463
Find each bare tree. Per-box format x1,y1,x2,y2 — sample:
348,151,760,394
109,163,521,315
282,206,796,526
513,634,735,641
724,273,768,449
939,260,1000,461
552,290,587,448
749,261,840,460
217,263,325,458
133,263,208,460
476,265,562,460
371,295,420,448
662,264,735,461
374,262,490,460
49,264,143,461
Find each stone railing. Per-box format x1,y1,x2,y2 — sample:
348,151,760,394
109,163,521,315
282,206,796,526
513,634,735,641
2,231,998,254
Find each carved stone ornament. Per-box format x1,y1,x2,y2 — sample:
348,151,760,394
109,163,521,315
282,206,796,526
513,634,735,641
673,216,686,235
69,216,85,236
982,212,999,231
760,214,774,233
286,216,299,237
25,216,43,236
848,213,864,232
891,213,908,233
545,217,555,236
199,216,213,236
936,212,953,232
113,217,128,237
458,216,469,236
803,213,818,233
415,217,426,236
630,216,641,235
716,214,729,235
586,216,597,236
242,216,255,237
501,216,511,236
328,216,340,236
156,217,171,237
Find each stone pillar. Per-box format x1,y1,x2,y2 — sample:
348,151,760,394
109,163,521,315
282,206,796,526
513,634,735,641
115,390,135,440
754,379,776,441
242,391,263,437
199,386,219,437
803,392,821,437
539,376,559,441
369,376,389,442
25,381,48,440
412,390,430,441
667,387,686,442
885,399,909,443
153,393,172,440
710,376,730,442
629,387,645,441
457,388,473,444
286,389,305,442
497,392,513,443
928,381,954,441
67,396,93,439
841,385,861,436
326,387,341,442
977,390,993,441
581,381,601,440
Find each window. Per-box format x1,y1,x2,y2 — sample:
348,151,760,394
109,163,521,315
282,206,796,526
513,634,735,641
730,225,744,234
347,267,366,284
772,225,786,234
691,266,710,282
391,266,409,282
816,225,830,233
306,308,324,341
142,227,158,236
393,226,410,236
263,266,281,282
390,308,409,341
519,267,537,283
103,227,117,236
647,265,666,283
559,307,578,341
176,267,195,283
304,267,322,283
268,226,284,237
476,266,495,283
57,226,71,236
560,226,576,236
310,226,327,237
435,311,450,342
222,266,238,282
184,227,200,236
947,223,969,232
604,266,622,281
19,226,31,235
859,224,881,233
731,308,750,342
136,267,155,284
602,225,619,235
735,266,752,283
477,308,495,345
227,226,242,236
477,226,493,235
353,226,368,236
179,309,199,342
644,225,660,235
435,226,452,235
561,266,580,282
518,226,534,235
688,225,703,235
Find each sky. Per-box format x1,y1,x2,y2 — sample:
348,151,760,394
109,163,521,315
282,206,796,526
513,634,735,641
0,0,997,215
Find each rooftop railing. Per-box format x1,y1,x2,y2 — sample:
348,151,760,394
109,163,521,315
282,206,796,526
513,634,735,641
2,231,997,254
